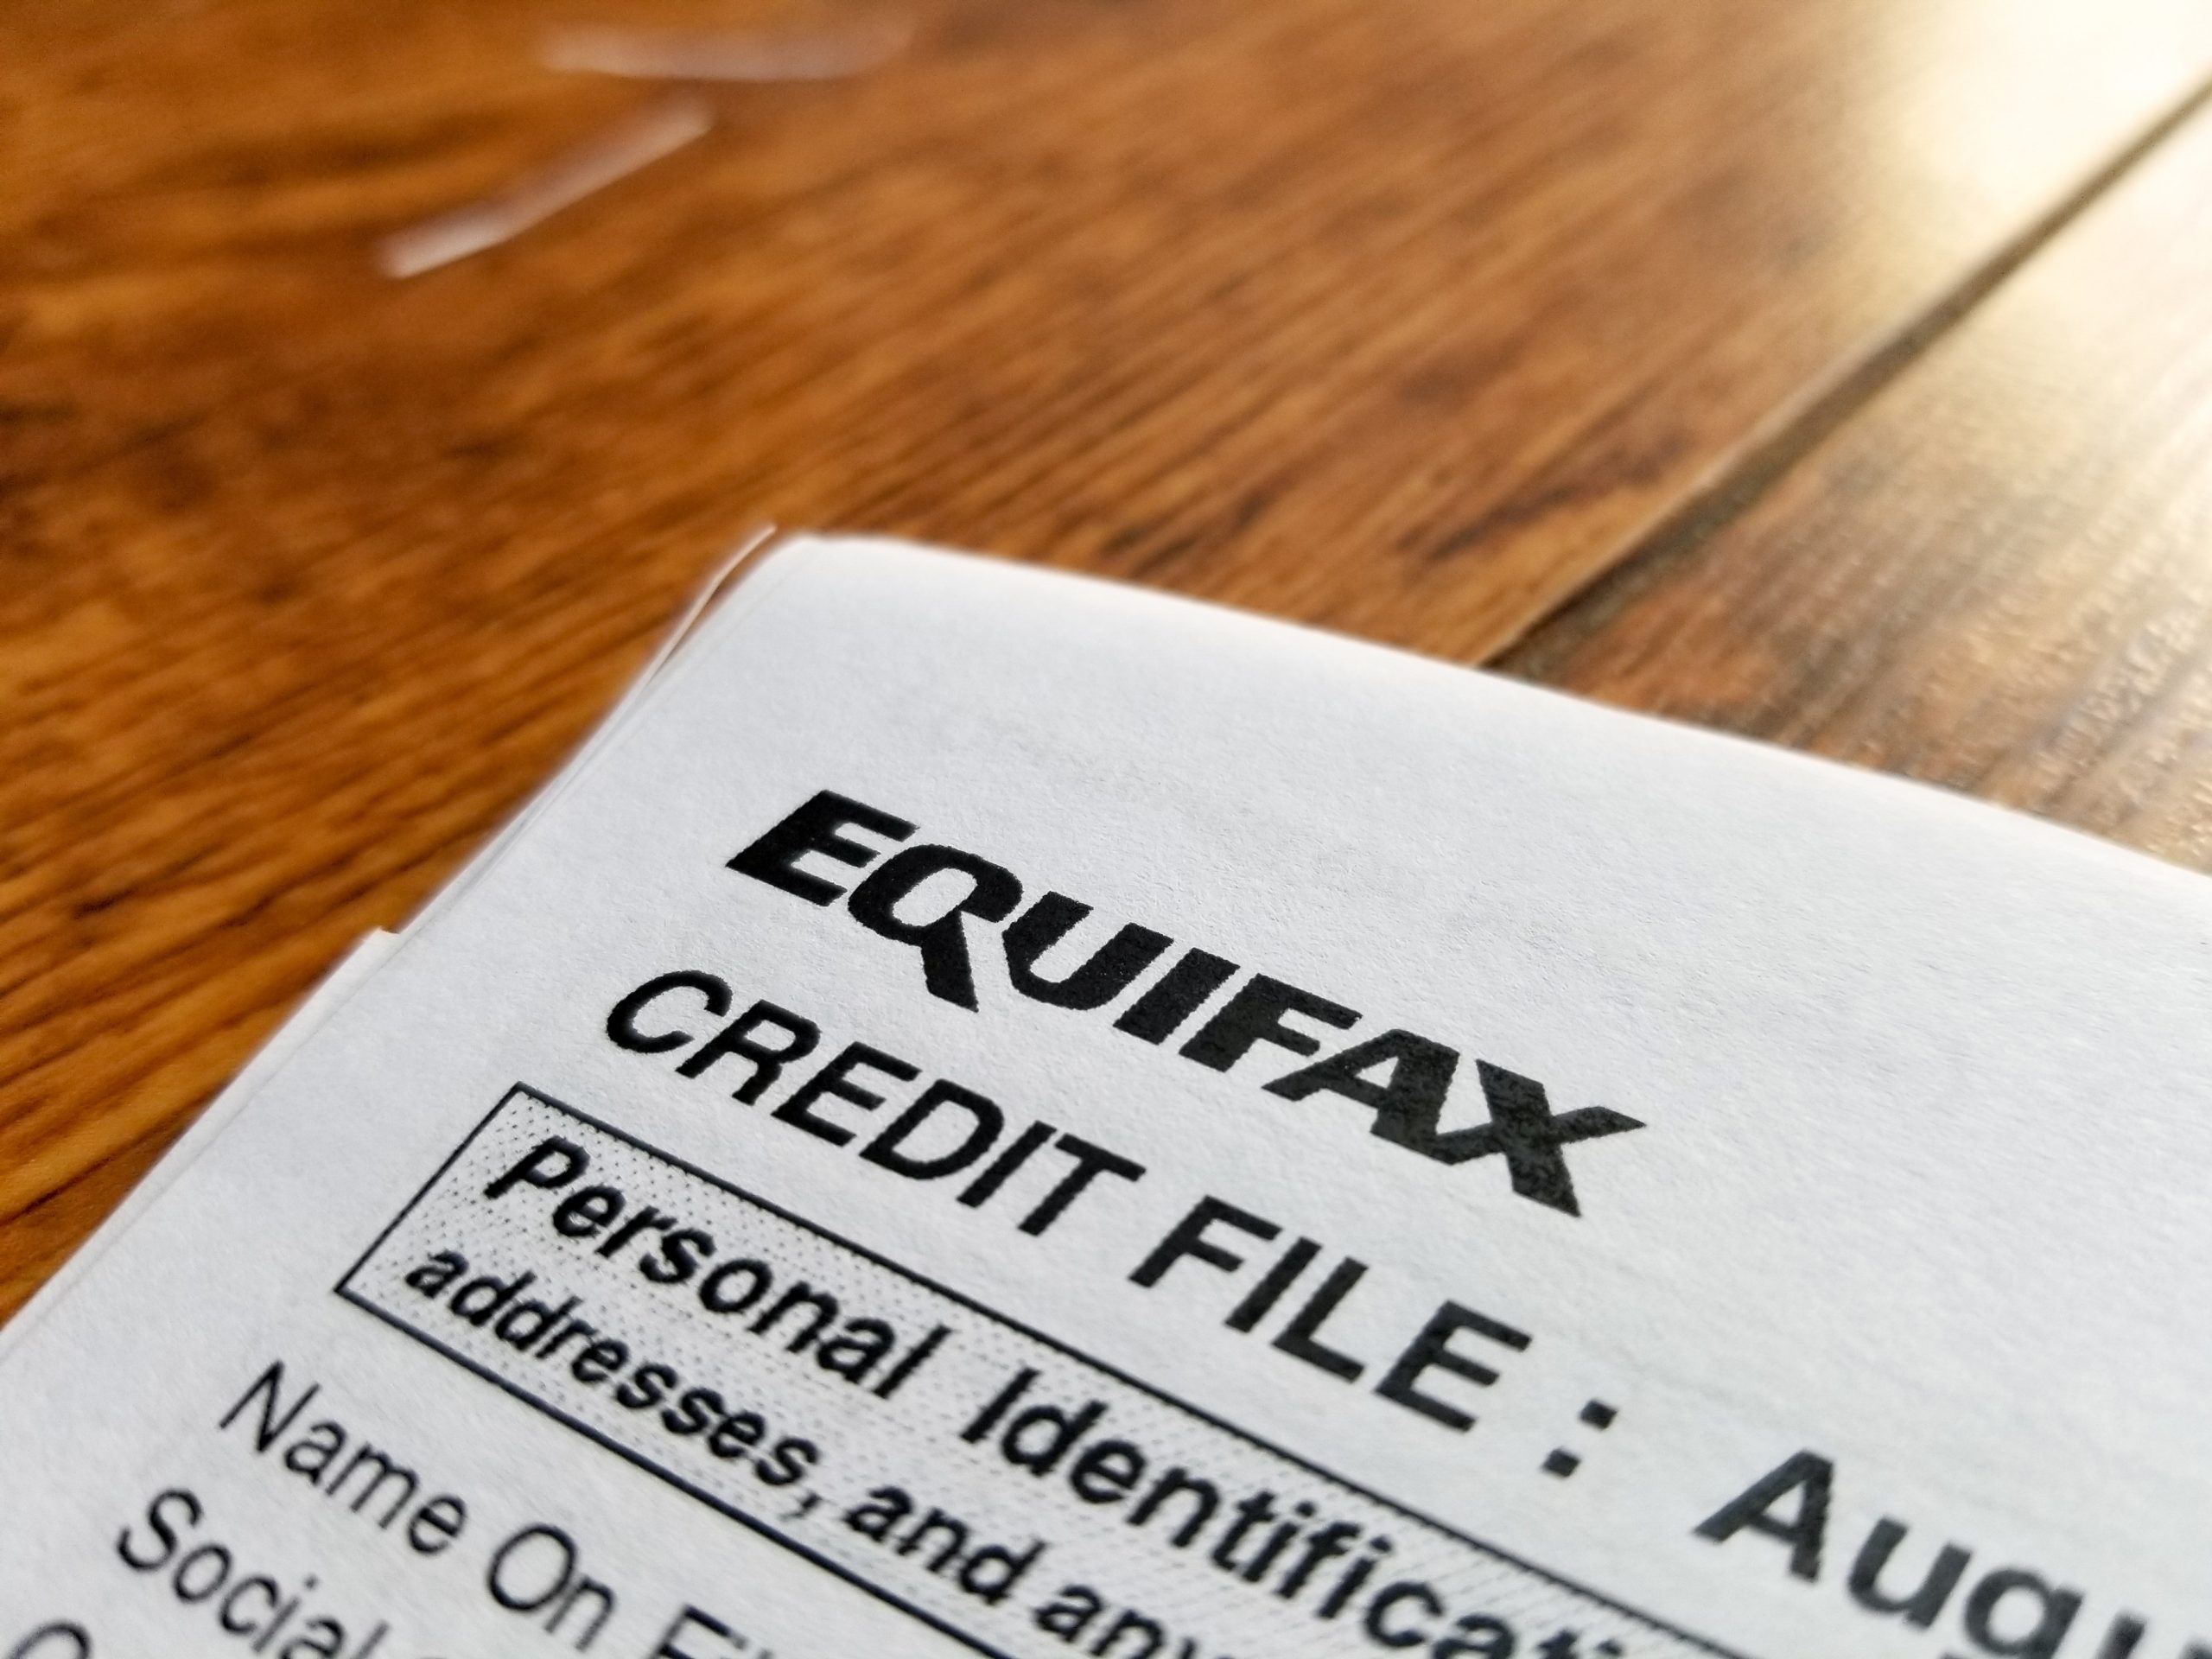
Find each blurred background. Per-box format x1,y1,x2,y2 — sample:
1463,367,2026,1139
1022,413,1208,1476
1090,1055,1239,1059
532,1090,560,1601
8,0,2212,1311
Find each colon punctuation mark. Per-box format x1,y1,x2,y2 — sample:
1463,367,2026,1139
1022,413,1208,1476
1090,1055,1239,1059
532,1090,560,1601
1541,1399,1619,1479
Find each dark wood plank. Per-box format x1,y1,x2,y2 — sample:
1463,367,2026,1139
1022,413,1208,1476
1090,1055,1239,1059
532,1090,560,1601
6,0,2212,1314
1505,98,2212,873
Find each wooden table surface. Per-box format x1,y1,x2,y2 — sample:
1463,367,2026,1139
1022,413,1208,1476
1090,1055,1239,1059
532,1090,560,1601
9,0,2212,1319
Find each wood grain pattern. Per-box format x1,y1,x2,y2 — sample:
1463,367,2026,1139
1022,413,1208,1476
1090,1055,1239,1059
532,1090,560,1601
1506,95,2212,874
6,0,2212,1315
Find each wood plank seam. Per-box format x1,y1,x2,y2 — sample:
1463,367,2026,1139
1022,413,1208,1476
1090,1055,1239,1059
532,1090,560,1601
1495,64,2212,672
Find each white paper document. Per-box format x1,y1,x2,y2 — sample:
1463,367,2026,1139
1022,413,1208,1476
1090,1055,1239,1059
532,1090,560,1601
4,535,2209,1659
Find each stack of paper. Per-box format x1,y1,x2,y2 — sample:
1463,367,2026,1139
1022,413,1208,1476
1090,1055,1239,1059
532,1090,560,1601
3,534,2205,1659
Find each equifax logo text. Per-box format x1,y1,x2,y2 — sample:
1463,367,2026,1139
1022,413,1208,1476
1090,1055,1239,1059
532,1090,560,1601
726,791,1643,1217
